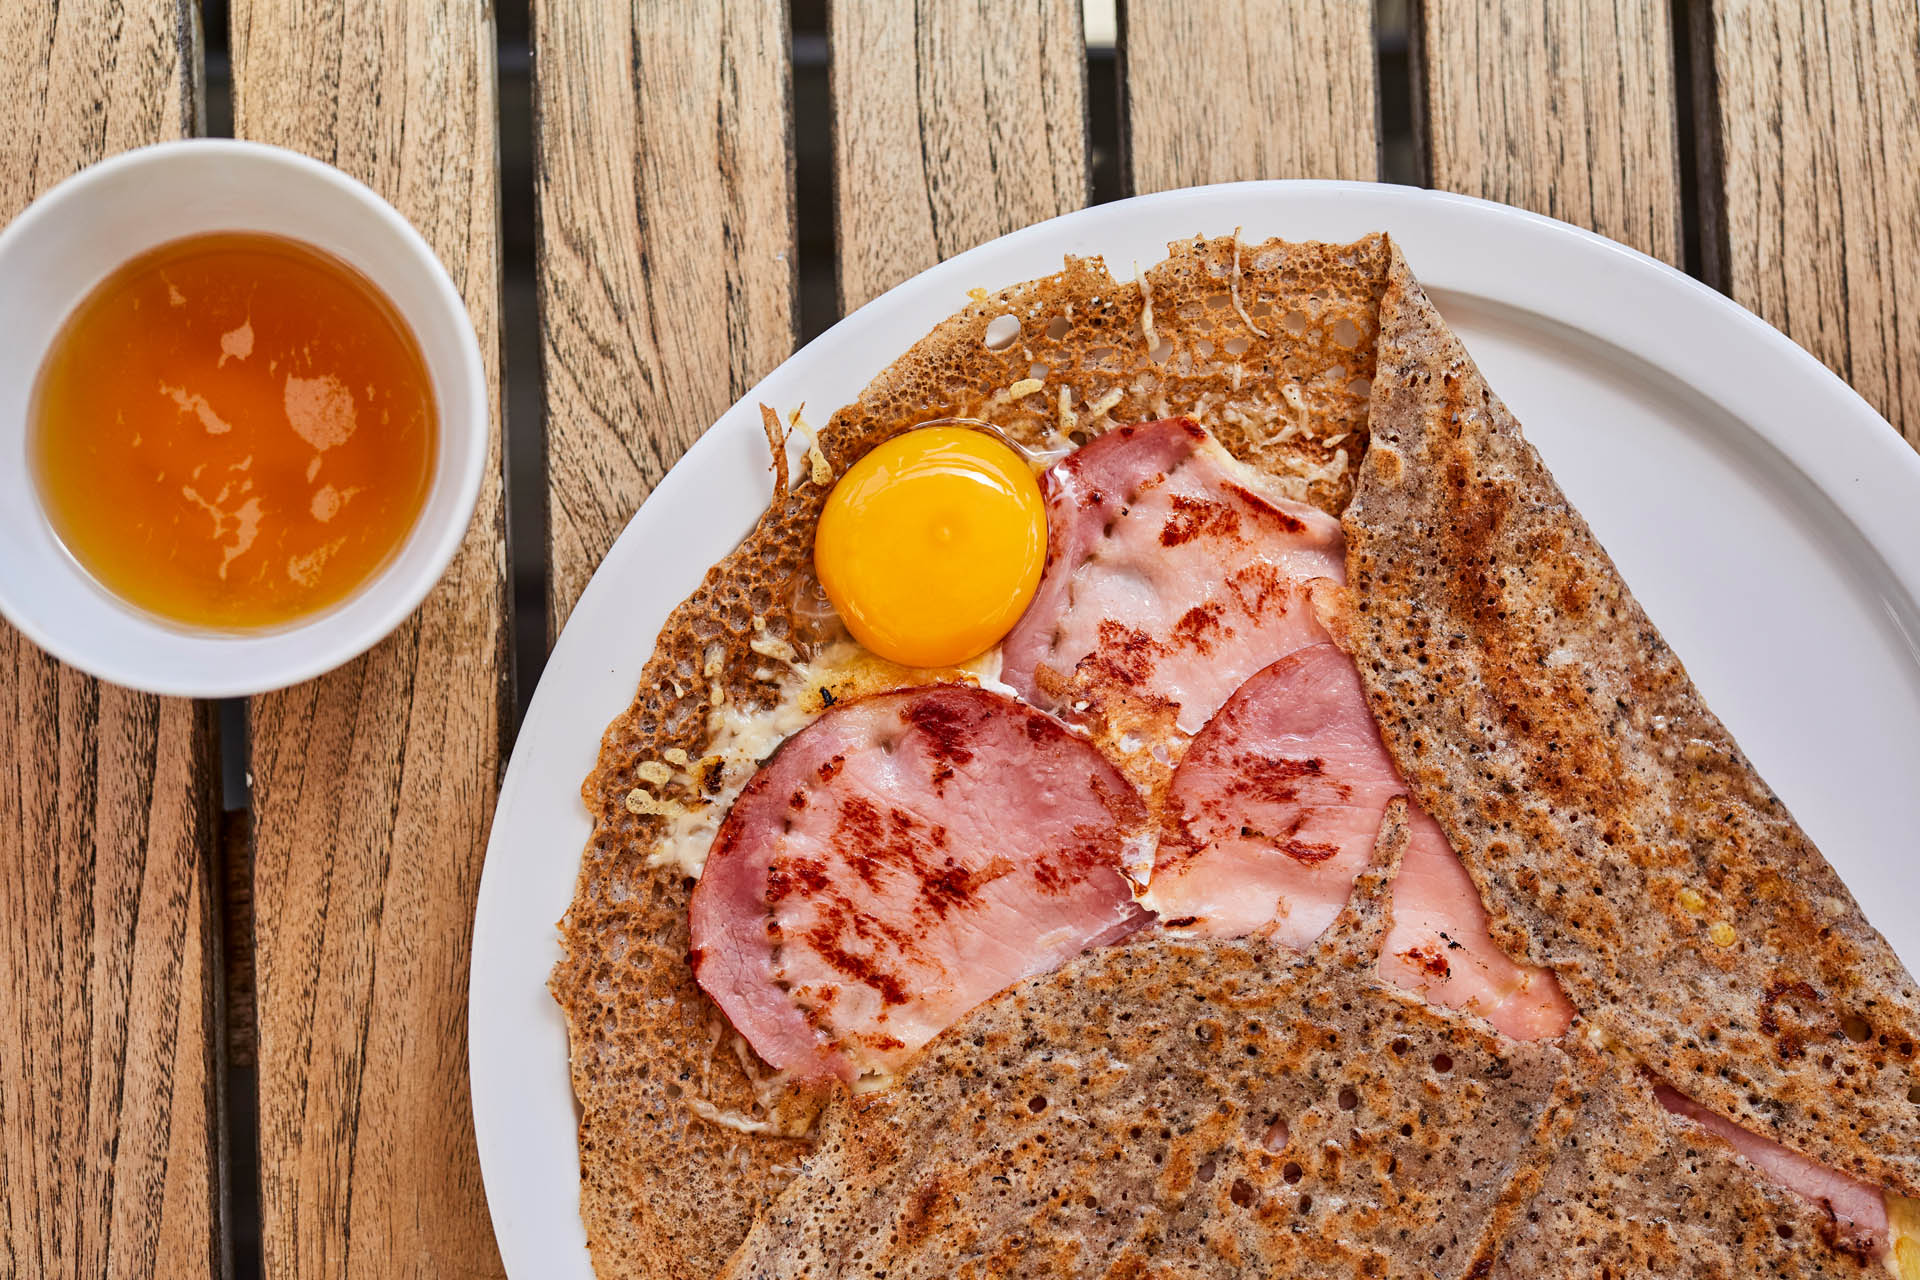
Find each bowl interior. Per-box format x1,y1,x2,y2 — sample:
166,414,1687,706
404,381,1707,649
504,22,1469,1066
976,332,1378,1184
0,141,486,696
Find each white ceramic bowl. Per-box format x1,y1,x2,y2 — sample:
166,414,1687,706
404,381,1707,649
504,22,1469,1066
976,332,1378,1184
0,139,488,697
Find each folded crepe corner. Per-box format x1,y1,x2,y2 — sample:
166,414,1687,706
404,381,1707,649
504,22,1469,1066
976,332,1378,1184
1343,242,1920,1204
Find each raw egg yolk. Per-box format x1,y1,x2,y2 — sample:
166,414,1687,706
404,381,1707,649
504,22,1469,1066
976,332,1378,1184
814,426,1046,668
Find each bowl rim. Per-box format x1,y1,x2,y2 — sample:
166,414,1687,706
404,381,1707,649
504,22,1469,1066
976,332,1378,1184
0,138,489,697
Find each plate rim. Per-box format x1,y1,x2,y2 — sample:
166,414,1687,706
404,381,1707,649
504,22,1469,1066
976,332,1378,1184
468,178,1920,1275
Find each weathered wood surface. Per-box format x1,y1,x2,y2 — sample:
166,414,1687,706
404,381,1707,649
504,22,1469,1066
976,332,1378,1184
1122,0,1377,193
1709,0,1920,446
536,0,797,633
0,3,221,1277
831,0,1088,310
229,0,508,1274
1416,0,1681,265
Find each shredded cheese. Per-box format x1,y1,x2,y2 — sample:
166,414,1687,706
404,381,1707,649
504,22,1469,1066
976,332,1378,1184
1007,377,1045,399
687,1098,781,1136
1057,385,1078,436
749,632,802,667
625,787,683,817
1298,447,1350,490
788,405,830,487
1282,382,1310,435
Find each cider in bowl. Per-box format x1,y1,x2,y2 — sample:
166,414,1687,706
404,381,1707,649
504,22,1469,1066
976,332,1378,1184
30,231,437,630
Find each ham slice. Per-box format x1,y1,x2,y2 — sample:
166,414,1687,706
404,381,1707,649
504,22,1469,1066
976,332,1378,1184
999,419,1345,789
1145,644,1573,1040
689,685,1151,1084
1656,1084,1889,1252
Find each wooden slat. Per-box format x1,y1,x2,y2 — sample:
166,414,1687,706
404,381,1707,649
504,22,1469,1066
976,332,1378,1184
1415,0,1681,266
537,0,797,632
0,4,221,1277
1709,0,1920,446
1121,0,1377,194
228,1,506,1275
831,0,1088,310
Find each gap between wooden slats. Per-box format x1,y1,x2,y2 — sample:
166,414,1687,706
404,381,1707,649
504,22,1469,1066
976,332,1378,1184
0,3,223,1277
227,0,508,1274
1705,0,1920,448
1414,0,1682,266
830,0,1089,310
536,0,798,635
1119,0,1377,193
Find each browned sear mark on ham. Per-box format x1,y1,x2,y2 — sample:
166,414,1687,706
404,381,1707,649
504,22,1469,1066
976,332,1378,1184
1228,753,1338,805
817,754,844,783
1082,621,1165,686
1172,602,1228,654
804,913,912,1006
1222,482,1309,533
1160,494,1240,547
1031,828,1119,896
766,856,832,903
831,795,954,897
903,697,983,794
1402,945,1452,979
796,890,926,1008
1280,838,1341,866
920,855,1015,917
1226,561,1293,618
832,795,891,890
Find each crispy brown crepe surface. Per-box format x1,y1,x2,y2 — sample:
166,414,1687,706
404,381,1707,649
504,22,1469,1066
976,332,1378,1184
551,234,1917,1278
1343,246,1920,1198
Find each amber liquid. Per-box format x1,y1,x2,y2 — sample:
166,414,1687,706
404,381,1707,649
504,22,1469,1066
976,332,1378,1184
31,232,437,630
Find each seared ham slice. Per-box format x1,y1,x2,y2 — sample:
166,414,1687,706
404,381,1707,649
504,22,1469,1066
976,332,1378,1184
690,685,1150,1084
1146,643,1573,1040
999,418,1344,791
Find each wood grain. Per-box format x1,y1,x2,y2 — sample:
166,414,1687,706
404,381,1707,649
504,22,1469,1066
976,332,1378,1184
831,0,1088,310
228,0,507,1275
536,0,797,632
0,3,221,1277
1416,0,1681,265
1120,0,1377,194
1709,0,1920,445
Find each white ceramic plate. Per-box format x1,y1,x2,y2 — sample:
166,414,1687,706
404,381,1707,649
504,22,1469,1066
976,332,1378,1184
469,181,1920,1276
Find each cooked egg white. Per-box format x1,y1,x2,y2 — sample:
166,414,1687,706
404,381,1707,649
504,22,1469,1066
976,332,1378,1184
1890,1194,1919,1278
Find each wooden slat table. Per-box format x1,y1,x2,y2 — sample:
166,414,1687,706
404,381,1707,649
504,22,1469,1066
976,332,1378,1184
2,1,1915,1275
